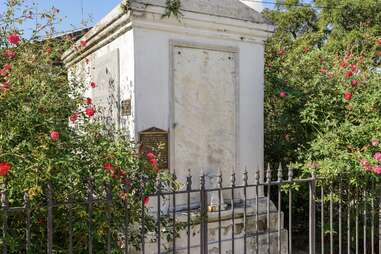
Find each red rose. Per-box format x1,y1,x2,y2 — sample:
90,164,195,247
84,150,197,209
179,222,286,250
146,152,156,160
69,113,78,122
50,131,60,141
4,49,16,59
103,163,113,171
85,107,96,117
320,67,328,74
279,91,287,98
3,64,12,71
277,48,285,57
351,80,358,87
344,70,353,78
343,91,352,101
150,158,158,167
0,162,11,177
144,196,150,206
86,97,92,105
340,59,348,68
119,171,126,177
90,82,96,88
45,47,52,54
350,64,357,72
122,178,131,186
7,33,21,45
377,38,381,46
80,40,87,48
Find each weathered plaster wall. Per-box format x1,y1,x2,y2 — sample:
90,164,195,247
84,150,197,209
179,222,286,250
69,29,136,140
133,23,265,192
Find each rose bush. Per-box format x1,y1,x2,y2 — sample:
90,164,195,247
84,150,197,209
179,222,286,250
263,0,381,189
0,1,179,252
263,0,380,247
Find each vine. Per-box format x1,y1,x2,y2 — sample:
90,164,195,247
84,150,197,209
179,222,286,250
163,0,182,18
121,0,182,18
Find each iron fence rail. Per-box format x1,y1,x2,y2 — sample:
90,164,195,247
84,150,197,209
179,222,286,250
0,166,380,253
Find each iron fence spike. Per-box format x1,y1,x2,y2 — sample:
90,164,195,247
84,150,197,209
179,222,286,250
278,163,283,181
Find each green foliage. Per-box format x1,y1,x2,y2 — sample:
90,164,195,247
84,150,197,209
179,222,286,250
0,1,179,252
263,0,381,189
163,0,182,18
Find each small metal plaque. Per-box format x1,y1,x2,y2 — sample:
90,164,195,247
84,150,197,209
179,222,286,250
139,127,169,170
121,99,131,116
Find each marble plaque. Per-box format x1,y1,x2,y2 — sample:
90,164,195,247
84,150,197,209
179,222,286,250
139,127,169,170
173,45,237,190
121,99,131,116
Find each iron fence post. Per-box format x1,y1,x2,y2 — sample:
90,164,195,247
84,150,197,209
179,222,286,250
47,182,53,254
379,187,381,254
1,179,8,254
200,172,208,254
309,171,316,254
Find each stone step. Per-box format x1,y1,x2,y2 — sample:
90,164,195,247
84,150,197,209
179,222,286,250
138,210,287,253
175,208,284,234
138,230,288,254
134,198,289,254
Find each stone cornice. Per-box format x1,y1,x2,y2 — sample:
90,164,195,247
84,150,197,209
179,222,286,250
62,2,275,67
62,3,131,66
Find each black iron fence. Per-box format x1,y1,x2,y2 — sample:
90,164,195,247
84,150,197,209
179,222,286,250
1,165,380,253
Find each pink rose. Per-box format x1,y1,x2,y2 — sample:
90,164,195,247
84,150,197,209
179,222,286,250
69,113,78,122
371,138,380,146
80,40,87,48
360,160,371,171
373,166,381,175
50,131,60,141
0,81,10,92
374,152,381,161
4,49,16,59
279,91,287,98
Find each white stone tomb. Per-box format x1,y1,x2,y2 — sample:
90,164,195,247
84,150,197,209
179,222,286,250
63,1,287,253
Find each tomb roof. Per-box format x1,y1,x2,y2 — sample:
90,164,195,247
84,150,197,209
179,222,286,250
129,0,272,24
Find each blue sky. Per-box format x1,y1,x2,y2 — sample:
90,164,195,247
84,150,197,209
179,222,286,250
0,0,121,37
